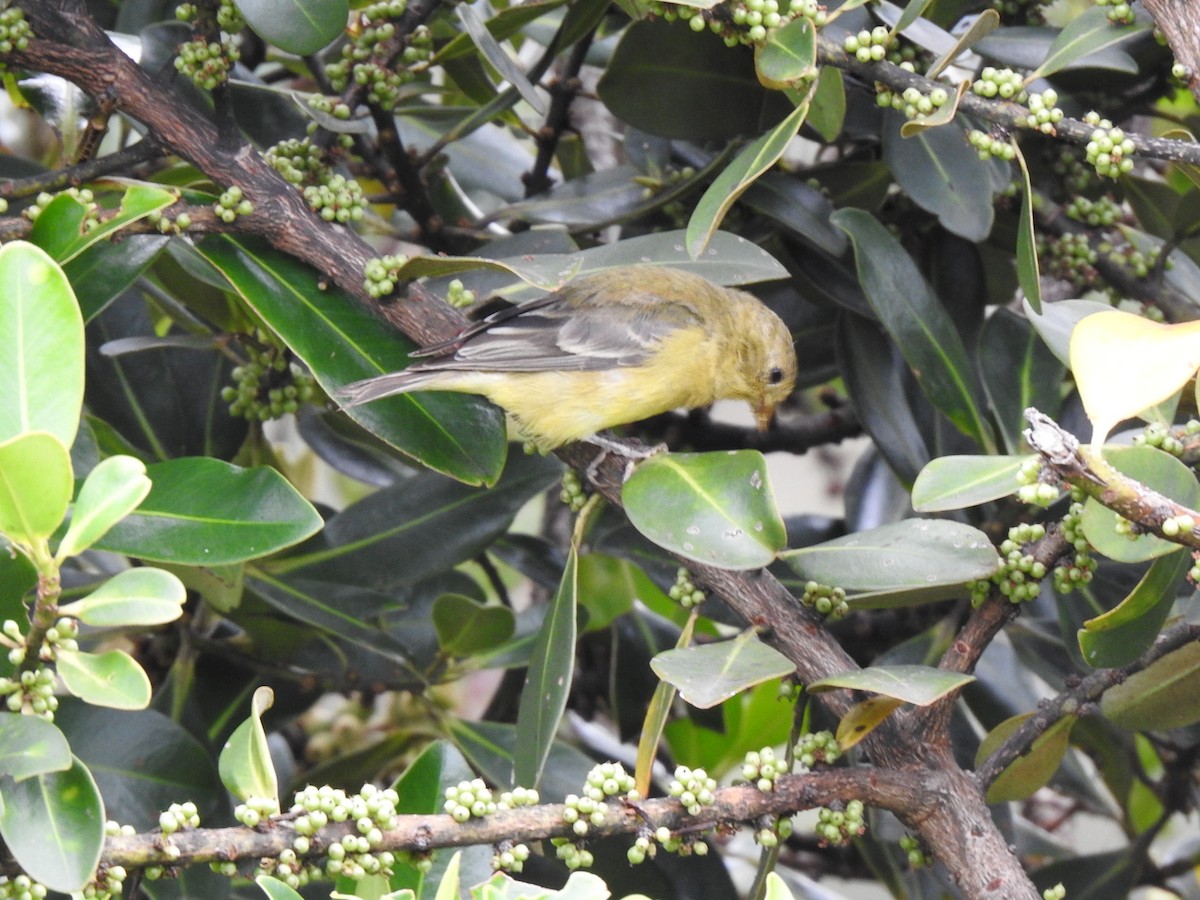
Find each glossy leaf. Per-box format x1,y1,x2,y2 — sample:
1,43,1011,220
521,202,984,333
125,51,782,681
59,567,187,627
55,454,151,560
0,714,71,781
433,594,516,657
882,116,994,242
219,685,279,808
1078,549,1190,668
64,234,169,322
1013,143,1042,313
56,648,152,710
0,241,84,447
196,236,506,486
651,631,794,708
833,209,993,450
808,664,974,704
31,183,176,264
754,16,816,88
597,19,792,142
256,876,305,900
0,756,104,892
975,24,1138,74
93,457,322,565
0,432,72,544
978,713,1077,802
980,309,1065,453
1070,310,1200,448
1030,6,1145,80
806,65,845,142
836,696,904,749
686,99,809,257
1102,641,1200,731
623,451,787,570
1080,446,1200,562
781,519,1000,597
912,455,1032,512
237,0,347,55
1024,297,1111,366
741,173,847,256
513,546,578,789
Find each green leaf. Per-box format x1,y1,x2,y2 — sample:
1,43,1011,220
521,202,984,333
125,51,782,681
806,65,845,142
740,173,847,257
63,234,169,323
0,241,85,447
1024,297,1111,367
0,714,71,781
882,116,994,242
978,713,1076,803
0,755,104,892
0,432,72,544
1080,446,1200,562
1102,641,1200,731
912,455,1032,512
899,81,967,137
926,9,1000,78
457,3,544,115
833,208,994,450
55,454,151,560
196,236,506,486
781,519,1000,600
59,567,186,627
92,457,323,565
433,594,516,657
1013,143,1042,314
650,632,794,708
623,451,787,570
597,19,792,142
256,876,305,900
56,648,152,709
31,183,177,265
754,16,816,88
513,545,578,789
219,685,279,808
1079,549,1190,669
1030,6,1144,80
980,310,1065,453
808,664,974,705
236,0,348,55
686,99,809,258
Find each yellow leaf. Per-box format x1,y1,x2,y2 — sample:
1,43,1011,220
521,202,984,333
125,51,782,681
1069,311,1200,448
835,695,904,749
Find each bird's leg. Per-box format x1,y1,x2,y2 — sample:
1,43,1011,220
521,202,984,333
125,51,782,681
582,432,666,483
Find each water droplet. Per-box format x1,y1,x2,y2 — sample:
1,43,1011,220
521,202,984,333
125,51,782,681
754,521,764,532
683,542,694,551
724,528,744,540
686,525,700,535
749,471,763,490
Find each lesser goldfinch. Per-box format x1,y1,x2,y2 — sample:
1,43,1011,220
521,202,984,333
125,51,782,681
338,265,797,449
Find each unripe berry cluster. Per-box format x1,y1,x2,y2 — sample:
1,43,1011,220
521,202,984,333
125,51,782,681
1093,0,1134,24
1083,112,1135,178
1133,421,1184,455
214,185,253,223
1025,88,1063,134
221,331,315,421
876,83,950,120
648,0,827,49
742,746,784,790
363,253,410,298
446,279,476,309
233,795,278,828
559,470,587,512
1038,231,1098,290
147,207,193,234
795,729,840,769
844,27,893,64
1160,514,1195,539
669,567,705,608
800,580,848,618
1016,456,1061,507
668,765,716,815
80,864,127,900
1103,241,1163,279
552,837,594,870
967,129,1017,161
968,522,1047,605
0,874,48,900
971,66,1027,102
0,2,32,55
1053,148,1098,195
492,841,532,872
25,188,99,228
0,665,59,719
815,799,866,846
1052,500,1096,593
159,801,201,835
326,1,433,112
1043,883,1066,900
307,94,354,122
443,778,497,822
275,783,400,885
754,814,794,848
900,833,931,868
174,36,239,90
1064,194,1121,227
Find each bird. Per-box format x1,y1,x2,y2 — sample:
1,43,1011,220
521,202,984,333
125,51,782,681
337,265,798,451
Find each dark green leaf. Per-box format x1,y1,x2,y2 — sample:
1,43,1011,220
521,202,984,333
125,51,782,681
808,664,974,704
741,173,847,256
1031,6,1146,79
63,235,169,323
195,236,506,486
882,115,994,242
0,715,70,781
237,0,348,55
514,545,577,789
32,185,175,264
912,455,1031,512
457,3,544,114
805,65,845,142
1102,641,1200,731
1078,549,1190,668
833,209,994,451
433,594,516,657
651,632,794,708
979,309,1065,453
623,451,787,570
94,457,322,565
597,19,792,141
0,756,104,892
754,16,816,88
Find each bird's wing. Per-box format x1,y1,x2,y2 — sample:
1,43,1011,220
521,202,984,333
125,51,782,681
412,285,703,373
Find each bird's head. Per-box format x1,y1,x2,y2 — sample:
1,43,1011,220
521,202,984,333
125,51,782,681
725,291,797,431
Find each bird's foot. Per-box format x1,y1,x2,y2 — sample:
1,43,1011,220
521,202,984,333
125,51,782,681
583,433,667,483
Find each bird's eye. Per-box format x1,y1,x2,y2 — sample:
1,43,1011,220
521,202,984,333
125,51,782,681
768,366,784,385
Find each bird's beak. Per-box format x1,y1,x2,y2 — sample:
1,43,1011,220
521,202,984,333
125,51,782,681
753,403,776,432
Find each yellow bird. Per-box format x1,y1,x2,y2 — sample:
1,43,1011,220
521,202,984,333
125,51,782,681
338,265,798,450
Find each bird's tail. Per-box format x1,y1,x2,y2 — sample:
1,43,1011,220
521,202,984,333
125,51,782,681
335,369,447,407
